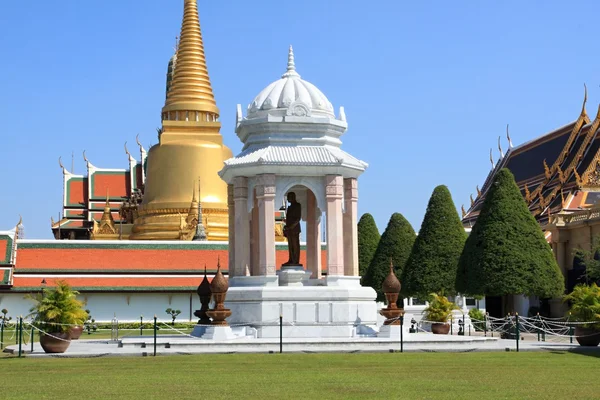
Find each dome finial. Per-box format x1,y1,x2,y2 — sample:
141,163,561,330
282,45,300,79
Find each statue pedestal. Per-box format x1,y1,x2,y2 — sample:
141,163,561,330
199,325,236,340
277,265,311,287
377,322,410,338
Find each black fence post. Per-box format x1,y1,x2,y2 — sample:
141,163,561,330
17,317,23,358
279,314,283,354
515,313,520,352
153,315,157,357
400,315,404,353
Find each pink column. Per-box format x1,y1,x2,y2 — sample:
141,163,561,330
256,174,276,276
250,189,259,275
306,189,322,278
227,184,235,277
343,178,359,276
326,175,344,276
233,176,250,277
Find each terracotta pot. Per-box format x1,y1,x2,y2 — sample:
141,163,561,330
575,326,600,347
431,322,450,335
40,332,71,353
69,326,84,340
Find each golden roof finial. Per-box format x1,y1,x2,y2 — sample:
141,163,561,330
105,189,110,207
461,205,466,218
489,148,495,169
476,185,481,197
470,194,474,207
506,124,513,149
162,0,219,116
58,156,67,174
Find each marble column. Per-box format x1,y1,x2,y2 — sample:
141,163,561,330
233,176,250,277
250,189,259,276
343,178,358,277
325,175,344,276
256,174,276,276
227,184,235,277
306,189,322,279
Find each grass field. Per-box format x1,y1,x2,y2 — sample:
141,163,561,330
1,352,598,399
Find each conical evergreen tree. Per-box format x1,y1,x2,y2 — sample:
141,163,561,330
364,213,415,301
358,213,380,278
456,169,564,305
402,185,467,299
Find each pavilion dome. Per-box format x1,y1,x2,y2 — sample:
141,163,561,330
247,46,335,118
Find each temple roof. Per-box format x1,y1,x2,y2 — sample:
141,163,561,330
463,90,600,227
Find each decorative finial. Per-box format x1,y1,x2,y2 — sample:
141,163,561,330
461,205,466,218
282,45,300,79
105,189,110,206
470,194,474,207
217,255,221,269
489,149,495,169
476,185,481,197
16,214,22,228
582,83,588,115
498,136,504,158
204,264,207,275
506,124,513,148
58,156,67,174
174,36,179,52
124,142,131,157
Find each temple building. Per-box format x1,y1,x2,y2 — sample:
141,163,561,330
50,0,286,242
463,87,600,313
0,0,318,322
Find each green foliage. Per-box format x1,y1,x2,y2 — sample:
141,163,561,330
563,283,600,329
357,213,380,277
26,280,88,333
364,213,415,301
468,308,486,331
402,185,467,298
572,235,600,283
422,293,458,323
456,168,564,299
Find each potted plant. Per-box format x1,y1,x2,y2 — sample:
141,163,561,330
26,280,87,353
166,308,181,326
563,283,600,347
423,293,459,334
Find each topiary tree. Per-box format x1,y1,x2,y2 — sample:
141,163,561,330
364,213,415,302
358,213,380,278
402,185,467,299
456,168,564,313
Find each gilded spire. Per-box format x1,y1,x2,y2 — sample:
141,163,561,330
489,148,495,169
162,0,219,116
101,190,115,224
506,124,513,148
497,136,504,158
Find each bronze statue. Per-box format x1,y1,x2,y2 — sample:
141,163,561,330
283,192,301,266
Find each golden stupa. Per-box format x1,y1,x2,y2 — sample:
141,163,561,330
130,0,232,241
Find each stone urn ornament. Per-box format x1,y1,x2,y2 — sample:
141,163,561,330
206,258,232,326
379,259,404,325
193,265,212,325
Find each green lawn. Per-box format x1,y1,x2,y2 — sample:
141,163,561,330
1,352,598,399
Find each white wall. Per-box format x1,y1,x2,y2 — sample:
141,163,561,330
0,292,202,323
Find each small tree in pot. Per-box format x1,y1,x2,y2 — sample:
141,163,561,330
26,280,87,353
423,293,459,334
563,283,600,346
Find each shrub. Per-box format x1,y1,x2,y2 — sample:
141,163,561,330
563,283,600,330
422,293,459,323
468,308,486,331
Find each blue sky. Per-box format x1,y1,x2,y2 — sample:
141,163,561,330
0,0,598,238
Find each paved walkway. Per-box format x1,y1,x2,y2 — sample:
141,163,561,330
3,333,597,358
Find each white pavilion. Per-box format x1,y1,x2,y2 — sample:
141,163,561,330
219,47,379,338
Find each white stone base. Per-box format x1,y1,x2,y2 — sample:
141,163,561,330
377,323,410,338
224,276,377,338
197,325,236,340
277,265,312,286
